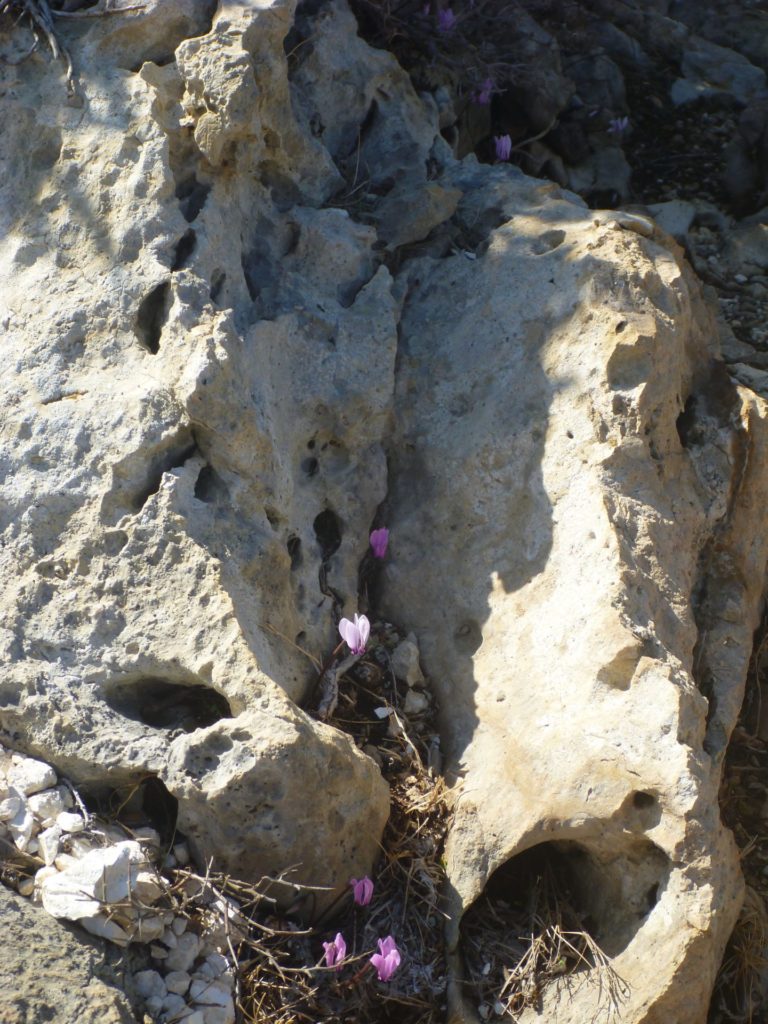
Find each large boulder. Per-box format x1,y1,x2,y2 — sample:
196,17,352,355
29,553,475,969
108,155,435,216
380,179,768,1021
0,0,391,904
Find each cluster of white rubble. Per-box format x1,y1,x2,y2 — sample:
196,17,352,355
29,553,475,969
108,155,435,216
0,744,238,1024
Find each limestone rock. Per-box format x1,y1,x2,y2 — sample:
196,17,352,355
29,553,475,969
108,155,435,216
380,162,768,1021
0,0,390,904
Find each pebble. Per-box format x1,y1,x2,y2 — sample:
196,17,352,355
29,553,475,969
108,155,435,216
172,916,188,936
150,945,169,960
165,970,192,995
404,689,430,716
0,794,21,821
735,273,748,283
17,876,35,896
27,787,68,823
56,811,85,833
184,1013,206,1024
165,930,201,972
8,758,57,796
162,993,189,1017
145,996,164,1017
174,842,191,866
189,978,233,1006
54,852,79,872
205,953,229,978
134,969,167,1000
38,824,62,866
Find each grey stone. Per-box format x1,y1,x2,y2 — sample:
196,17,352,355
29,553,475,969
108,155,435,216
0,882,142,1023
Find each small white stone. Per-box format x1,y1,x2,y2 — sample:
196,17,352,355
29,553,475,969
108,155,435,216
54,853,79,872
173,842,191,866
81,913,131,946
38,824,62,866
26,837,39,854
9,758,57,796
133,915,165,943
205,953,229,979
56,811,85,833
163,853,177,870
189,978,233,1007
391,637,425,687
134,869,164,904
161,926,179,949
165,970,191,995
9,799,35,851
404,689,430,715
194,962,215,980
172,916,188,936
27,788,67,823
150,944,169,960
0,794,20,820
17,876,34,896
134,969,168,1000
165,930,201,972
145,996,164,1016
162,993,189,1017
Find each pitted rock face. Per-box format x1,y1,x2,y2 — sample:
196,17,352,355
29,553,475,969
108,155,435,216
2,0,768,1019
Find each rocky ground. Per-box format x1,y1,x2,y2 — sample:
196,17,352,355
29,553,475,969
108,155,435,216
3,0,768,1022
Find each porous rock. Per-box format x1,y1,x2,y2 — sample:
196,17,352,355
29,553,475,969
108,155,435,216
2,0,768,1021
380,167,768,1021
0,0,389,906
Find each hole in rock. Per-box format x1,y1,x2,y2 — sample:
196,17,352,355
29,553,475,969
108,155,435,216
287,535,302,570
83,775,179,850
313,509,342,559
461,837,669,1014
132,436,198,512
264,506,282,530
176,176,211,223
194,464,227,504
531,228,566,254
453,618,483,656
171,229,197,271
302,456,319,477
209,270,226,304
135,281,171,354
632,790,656,810
676,395,698,449
103,677,232,733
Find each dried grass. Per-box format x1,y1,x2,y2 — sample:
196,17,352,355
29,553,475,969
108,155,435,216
461,860,628,1022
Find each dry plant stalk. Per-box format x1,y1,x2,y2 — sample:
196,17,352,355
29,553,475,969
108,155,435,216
461,862,628,1022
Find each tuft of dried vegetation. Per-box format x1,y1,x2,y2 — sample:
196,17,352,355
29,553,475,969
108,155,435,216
173,620,452,1024
461,855,628,1022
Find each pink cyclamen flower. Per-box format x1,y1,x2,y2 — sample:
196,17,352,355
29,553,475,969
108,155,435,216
474,77,494,105
370,935,401,982
494,134,512,161
369,527,389,559
437,7,456,31
350,876,374,906
323,932,347,971
607,116,629,134
338,613,370,655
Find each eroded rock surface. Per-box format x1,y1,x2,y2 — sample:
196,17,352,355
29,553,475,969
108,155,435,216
0,881,142,1023
2,1,768,1022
